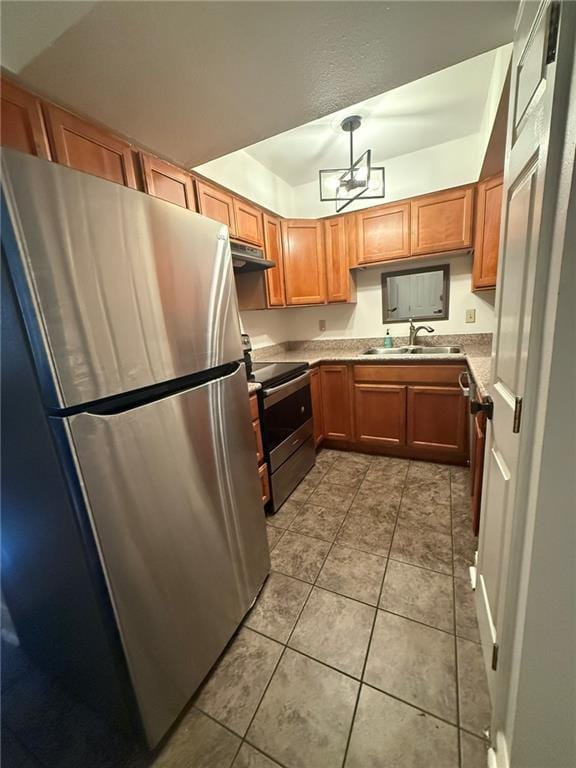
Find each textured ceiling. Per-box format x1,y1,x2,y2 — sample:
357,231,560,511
244,46,507,187
2,1,517,168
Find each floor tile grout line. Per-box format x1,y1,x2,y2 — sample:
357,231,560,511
2,724,47,768
450,470,464,768
340,458,411,767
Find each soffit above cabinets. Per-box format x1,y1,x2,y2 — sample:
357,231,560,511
1,1,517,170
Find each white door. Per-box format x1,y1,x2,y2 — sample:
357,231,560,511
475,0,569,699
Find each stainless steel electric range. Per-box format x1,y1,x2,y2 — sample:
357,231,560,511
246,350,315,513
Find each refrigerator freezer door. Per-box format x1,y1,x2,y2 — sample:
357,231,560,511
62,364,270,746
2,150,242,409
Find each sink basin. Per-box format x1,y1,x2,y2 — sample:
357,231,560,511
361,345,462,355
409,346,462,354
362,346,410,355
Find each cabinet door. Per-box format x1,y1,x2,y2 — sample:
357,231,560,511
310,367,324,446
354,384,407,447
472,175,503,290
471,412,486,536
1,79,51,159
141,153,196,210
320,365,351,441
196,180,237,235
282,220,326,305
324,217,352,302
43,104,137,188
356,202,410,263
263,214,285,307
345,212,358,267
233,198,264,245
252,418,264,465
407,385,467,455
410,186,474,255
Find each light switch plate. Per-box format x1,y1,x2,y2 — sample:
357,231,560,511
319,319,326,331
465,309,476,323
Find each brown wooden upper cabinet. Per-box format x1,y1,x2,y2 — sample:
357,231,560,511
263,214,286,307
43,104,137,188
320,365,352,442
196,179,237,235
140,153,196,210
324,216,354,302
233,198,264,246
473,174,503,290
356,202,411,264
410,186,474,256
282,219,326,305
1,79,51,159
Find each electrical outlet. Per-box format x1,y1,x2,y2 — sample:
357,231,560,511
319,319,326,331
465,309,476,323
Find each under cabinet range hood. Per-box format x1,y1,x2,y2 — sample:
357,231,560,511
231,240,275,272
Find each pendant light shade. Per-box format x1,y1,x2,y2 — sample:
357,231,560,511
319,116,385,212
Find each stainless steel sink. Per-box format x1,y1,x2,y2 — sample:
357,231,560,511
362,346,411,355
361,345,462,355
409,346,462,354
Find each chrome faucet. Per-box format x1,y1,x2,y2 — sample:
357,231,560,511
408,318,435,346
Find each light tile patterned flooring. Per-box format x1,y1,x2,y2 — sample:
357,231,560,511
1,450,491,768
189,450,491,768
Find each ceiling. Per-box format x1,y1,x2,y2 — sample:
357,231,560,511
244,47,506,187
1,1,517,169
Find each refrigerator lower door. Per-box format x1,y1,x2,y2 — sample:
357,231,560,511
62,365,269,747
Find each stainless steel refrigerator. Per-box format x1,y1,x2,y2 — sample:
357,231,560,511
1,149,270,747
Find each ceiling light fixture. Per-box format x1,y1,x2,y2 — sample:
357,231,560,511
318,115,385,212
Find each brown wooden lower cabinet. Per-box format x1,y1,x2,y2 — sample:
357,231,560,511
354,384,406,446
320,365,352,442
406,385,467,456
309,367,324,446
321,363,468,464
471,411,487,535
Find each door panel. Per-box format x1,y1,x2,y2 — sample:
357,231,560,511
310,367,324,446
320,365,351,440
140,153,196,210
354,384,406,446
473,175,503,290
406,386,467,454
282,220,326,305
65,364,269,746
43,104,137,188
356,202,410,263
475,1,566,703
0,78,51,159
263,214,286,306
196,180,236,235
324,216,351,302
410,186,474,255
233,198,263,245
2,150,241,408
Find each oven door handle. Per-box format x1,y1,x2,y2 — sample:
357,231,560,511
263,371,310,406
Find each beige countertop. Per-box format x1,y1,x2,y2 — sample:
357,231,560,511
251,336,492,399
247,381,261,395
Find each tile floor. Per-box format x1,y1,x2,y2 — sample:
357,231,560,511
1,450,491,768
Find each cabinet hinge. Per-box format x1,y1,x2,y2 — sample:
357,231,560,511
513,397,523,433
491,642,499,671
546,2,561,65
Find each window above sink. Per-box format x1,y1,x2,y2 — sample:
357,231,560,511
381,264,450,323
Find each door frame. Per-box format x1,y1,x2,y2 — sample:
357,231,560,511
480,2,576,765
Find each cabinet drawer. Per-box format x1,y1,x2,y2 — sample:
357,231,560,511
252,418,264,464
354,364,465,386
249,394,259,421
258,463,270,505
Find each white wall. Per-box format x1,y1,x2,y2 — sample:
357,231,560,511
241,253,495,348
477,44,513,165
290,133,483,218
194,149,294,217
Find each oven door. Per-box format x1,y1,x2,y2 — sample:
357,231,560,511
263,372,313,472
